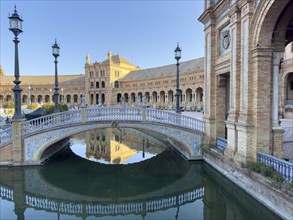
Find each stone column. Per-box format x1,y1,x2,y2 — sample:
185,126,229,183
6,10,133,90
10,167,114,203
225,10,241,160
272,52,285,158
272,52,283,127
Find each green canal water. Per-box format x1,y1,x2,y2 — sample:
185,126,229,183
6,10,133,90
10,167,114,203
0,128,280,220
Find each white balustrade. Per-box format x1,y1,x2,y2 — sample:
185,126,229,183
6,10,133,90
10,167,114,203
22,110,81,136
0,185,14,201
17,106,203,139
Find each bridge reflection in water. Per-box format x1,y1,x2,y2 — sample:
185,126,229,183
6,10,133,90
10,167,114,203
0,128,280,220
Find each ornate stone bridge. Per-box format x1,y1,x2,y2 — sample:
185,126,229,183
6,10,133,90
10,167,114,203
0,106,204,165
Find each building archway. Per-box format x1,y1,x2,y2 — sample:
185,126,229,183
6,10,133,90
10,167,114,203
37,95,42,103
22,95,28,104
101,93,105,105
131,93,136,103
66,95,71,104
45,95,50,103
124,93,129,103
117,93,122,103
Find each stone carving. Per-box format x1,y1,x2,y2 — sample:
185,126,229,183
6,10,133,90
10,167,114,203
222,30,231,50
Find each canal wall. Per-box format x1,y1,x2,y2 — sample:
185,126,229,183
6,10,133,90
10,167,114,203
0,143,12,165
203,152,293,220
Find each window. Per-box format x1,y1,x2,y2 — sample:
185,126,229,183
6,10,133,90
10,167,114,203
101,81,105,88
291,81,293,90
114,81,119,88
90,82,94,88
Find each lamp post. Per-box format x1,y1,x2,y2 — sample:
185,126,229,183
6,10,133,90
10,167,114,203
174,43,181,113
52,39,60,113
28,85,31,105
9,6,23,119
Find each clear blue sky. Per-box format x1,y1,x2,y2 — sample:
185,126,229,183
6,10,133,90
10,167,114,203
0,0,204,76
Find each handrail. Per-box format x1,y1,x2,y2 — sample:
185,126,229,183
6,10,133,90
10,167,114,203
257,152,293,182
22,110,81,136
9,106,204,139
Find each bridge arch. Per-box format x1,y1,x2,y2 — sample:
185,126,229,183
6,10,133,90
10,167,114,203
1,106,204,165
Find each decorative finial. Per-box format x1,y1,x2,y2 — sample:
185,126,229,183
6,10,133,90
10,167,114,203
86,54,90,64
14,5,17,13
108,50,112,58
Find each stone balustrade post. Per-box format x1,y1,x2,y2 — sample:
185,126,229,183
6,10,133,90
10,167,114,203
81,94,87,124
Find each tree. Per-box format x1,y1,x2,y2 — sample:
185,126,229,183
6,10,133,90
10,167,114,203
3,101,14,109
43,103,68,115
27,102,39,110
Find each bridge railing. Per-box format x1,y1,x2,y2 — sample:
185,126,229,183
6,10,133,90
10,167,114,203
19,106,204,138
22,110,81,136
0,127,12,146
146,109,204,132
86,106,143,122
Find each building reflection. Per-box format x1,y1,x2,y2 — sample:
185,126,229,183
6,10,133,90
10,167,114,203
84,128,165,164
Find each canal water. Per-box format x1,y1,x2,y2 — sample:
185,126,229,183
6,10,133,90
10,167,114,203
0,128,280,220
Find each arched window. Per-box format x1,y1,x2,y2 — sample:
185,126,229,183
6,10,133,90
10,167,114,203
96,81,99,88
90,82,94,88
101,81,105,88
114,81,119,88
73,94,78,103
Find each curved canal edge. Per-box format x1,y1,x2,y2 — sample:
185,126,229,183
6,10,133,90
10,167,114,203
203,153,293,220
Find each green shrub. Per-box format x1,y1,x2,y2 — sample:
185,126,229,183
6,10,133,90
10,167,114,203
289,182,293,191
43,103,68,115
3,101,14,109
27,102,39,110
244,161,284,183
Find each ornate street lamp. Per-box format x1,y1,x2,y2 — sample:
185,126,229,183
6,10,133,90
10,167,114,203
52,39,60,113
174,43,181,113
9,6,23,119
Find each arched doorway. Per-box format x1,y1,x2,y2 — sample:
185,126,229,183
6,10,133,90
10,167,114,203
101,93,105,105
37,95,42,103
66,95,71,104
45,95,50,103
73,94,78,104
138,92,143,104
22,95,28,104
117,93,122,103
124,93,129,103
131,93,135,103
